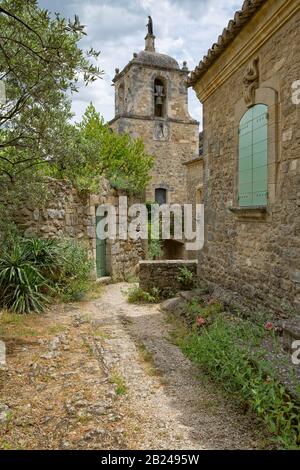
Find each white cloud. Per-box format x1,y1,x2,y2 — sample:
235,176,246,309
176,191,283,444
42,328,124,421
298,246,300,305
38,0,243,125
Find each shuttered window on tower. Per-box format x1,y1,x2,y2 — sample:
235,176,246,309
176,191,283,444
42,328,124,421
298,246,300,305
238,104,268,207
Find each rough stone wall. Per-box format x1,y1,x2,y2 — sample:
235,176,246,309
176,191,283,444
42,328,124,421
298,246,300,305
10,178,144,278
193,5,300,311
185,158,204,206
139,260,198,294
110,64,199,205
184,158,204,260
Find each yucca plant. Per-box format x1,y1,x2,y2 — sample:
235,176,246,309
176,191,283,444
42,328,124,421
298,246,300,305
0,244,50,313
21,238,63,279
0,237,92,313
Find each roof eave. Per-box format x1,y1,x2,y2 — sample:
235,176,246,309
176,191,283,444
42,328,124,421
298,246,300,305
188,0,268,87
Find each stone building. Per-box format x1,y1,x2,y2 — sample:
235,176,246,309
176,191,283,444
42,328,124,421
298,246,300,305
189,0,300,311
109,25,199,206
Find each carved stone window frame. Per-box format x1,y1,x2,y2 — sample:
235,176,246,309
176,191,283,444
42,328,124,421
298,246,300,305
232,85,279,221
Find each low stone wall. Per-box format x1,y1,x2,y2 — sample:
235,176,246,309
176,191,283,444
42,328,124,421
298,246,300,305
139,260,198,294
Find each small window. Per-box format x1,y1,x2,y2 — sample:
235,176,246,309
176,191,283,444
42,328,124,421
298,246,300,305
238,104,268,207
155,188,167,205
118,83,125,114
196,186,203,204
154,79,166,117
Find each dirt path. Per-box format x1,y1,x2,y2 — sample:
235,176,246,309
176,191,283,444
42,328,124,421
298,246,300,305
87,283,266,450
0,283,267,450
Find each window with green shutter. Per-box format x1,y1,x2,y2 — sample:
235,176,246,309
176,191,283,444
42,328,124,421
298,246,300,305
238,104,268,207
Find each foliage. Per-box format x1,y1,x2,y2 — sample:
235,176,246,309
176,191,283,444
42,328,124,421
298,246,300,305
110,373,127,396
177,266,195,290
54,240,92,301
146,202,164,260
127,285,160,304
0,243,50,313
185,298,224,326
147,215,164,260
0,0,102,182
0,202,20,249
51,104,153,194
123,273,139,284
181,316,300,449
0,238,92,313
22,238,61,272
148,238,163,260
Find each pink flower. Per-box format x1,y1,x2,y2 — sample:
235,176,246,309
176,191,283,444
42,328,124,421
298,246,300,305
264,321,274,331
196,316,206,327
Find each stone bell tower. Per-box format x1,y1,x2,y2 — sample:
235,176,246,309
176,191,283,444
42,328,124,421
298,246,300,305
109,18,199,205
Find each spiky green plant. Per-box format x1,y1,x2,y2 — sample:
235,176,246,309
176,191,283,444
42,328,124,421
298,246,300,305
0,245,49,313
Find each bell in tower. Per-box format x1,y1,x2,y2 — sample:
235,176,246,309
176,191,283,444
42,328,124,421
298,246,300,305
154,79,165,117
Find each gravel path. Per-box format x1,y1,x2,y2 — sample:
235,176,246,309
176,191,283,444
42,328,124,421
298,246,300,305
90,283,267,450
0,282,268,449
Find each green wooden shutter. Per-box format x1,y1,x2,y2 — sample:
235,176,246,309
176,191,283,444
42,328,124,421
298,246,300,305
96,212,107,278
238,104,268,207
252,105,268,206
239,108,254,206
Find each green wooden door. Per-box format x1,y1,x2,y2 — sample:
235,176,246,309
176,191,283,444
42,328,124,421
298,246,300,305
96,212,106,278
239,104,268,207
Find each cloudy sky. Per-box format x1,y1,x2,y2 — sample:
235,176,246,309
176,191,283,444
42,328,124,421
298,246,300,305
38,0,242,125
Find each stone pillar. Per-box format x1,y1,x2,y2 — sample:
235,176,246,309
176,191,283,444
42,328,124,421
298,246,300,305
145,34,155,52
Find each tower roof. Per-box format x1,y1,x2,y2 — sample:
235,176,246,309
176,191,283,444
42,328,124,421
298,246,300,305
133,50,180,70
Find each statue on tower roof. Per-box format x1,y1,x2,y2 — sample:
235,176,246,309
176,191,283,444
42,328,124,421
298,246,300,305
147,16,153,36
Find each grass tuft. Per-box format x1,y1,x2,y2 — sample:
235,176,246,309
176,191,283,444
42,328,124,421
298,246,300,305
127,285,160,304
110,372,127,395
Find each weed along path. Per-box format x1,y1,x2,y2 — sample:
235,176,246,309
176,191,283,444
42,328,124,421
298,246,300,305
0,283,266,450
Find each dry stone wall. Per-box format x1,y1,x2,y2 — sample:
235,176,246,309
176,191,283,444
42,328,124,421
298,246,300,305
9,177,145,278
139,260,198,295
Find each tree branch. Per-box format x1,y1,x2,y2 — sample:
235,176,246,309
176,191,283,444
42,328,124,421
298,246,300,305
0,6,44,46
